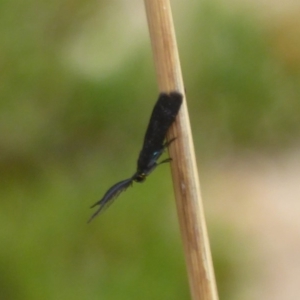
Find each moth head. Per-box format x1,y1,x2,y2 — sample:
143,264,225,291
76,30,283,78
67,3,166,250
134,173,146,183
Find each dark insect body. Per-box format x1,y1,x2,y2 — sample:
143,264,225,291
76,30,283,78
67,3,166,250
88,91,182,222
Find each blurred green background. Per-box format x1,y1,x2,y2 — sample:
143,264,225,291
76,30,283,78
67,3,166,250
1,0,300,299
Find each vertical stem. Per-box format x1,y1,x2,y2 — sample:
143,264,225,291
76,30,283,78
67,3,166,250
143,1,219,299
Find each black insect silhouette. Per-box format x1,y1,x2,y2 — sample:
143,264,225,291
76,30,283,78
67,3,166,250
88,91,183,222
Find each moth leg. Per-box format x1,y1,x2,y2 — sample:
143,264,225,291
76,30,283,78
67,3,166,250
159,137,177,162
158,158,172,165
164,137,176,148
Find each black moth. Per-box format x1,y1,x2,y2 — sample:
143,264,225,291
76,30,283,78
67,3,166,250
88,91,183,222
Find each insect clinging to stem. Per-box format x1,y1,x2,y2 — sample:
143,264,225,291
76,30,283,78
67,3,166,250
88,91,183,222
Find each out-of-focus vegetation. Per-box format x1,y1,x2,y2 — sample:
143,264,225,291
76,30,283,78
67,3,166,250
179,3,300,153
1,0,299,299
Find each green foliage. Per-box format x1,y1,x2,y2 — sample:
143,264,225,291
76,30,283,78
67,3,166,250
180,2,300,153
